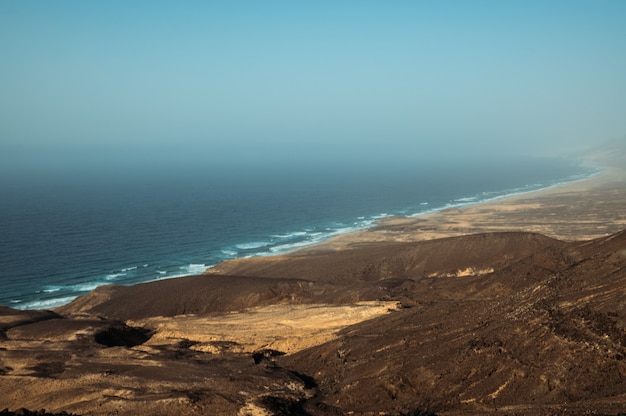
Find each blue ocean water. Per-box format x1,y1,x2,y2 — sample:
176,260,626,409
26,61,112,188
0,156,597,310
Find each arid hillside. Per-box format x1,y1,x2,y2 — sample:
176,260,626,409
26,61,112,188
1,230,625,415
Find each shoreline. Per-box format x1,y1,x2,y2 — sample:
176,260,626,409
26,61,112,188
6,154,621,311
293,156,626,254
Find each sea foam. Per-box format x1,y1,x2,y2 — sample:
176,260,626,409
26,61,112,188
235,241,272,250
14,296,79,310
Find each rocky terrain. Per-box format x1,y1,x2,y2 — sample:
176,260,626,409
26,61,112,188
1,230,626,415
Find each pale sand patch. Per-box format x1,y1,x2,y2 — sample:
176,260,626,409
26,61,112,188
238,401,272,416
129,301,399,355
427,267,495,278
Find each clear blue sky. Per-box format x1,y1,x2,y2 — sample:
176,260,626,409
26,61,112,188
1,1,625,172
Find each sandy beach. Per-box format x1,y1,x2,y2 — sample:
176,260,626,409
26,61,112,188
300,153,626,252
2,147,626,416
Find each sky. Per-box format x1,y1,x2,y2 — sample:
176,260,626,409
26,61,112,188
1,1,625,174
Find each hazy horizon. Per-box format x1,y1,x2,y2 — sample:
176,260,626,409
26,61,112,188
2,1,625,175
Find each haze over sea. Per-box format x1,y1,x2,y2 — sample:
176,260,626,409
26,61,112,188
0,156,596,309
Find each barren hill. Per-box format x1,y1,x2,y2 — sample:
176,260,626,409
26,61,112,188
1,230,626,415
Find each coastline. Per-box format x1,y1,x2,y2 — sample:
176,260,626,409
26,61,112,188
4,154,619,311
6,155,600,311
294,155,626,254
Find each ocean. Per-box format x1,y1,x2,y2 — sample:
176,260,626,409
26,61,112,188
0,156,597,310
